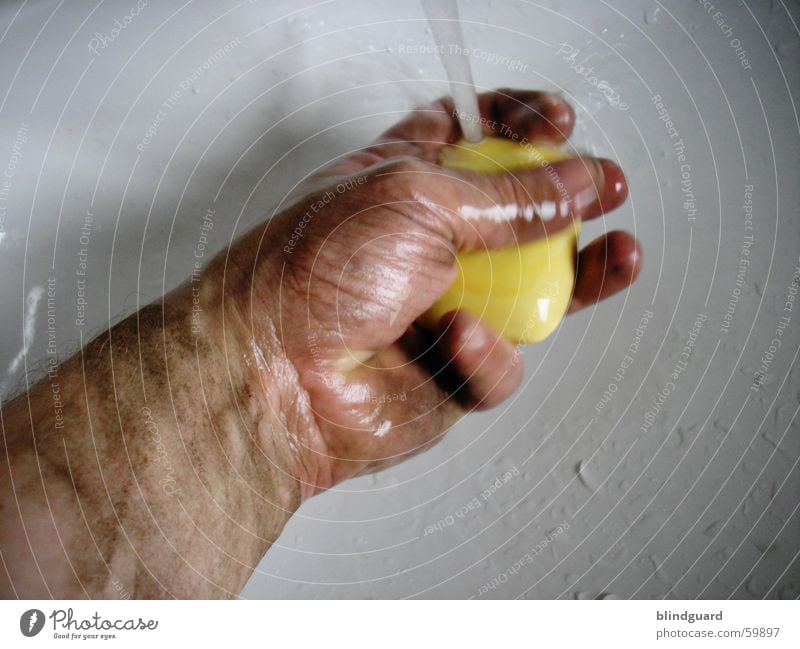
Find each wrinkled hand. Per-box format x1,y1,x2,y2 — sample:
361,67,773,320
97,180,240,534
227,89,640,496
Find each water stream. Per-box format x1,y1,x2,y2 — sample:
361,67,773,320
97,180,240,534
422,0,483,142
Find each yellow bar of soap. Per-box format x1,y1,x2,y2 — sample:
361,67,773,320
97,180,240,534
427,137,579,344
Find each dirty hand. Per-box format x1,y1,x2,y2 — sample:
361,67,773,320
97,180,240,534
226,88,641,496
0,89,641,598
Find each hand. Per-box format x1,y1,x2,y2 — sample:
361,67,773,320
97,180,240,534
229,89,641,496
0,89,641,599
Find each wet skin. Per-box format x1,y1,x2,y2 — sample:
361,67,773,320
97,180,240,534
228,88,640,495
0,89,640,598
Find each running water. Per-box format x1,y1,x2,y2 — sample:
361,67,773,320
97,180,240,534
422,0,484,142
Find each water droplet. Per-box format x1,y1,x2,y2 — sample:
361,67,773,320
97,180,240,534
712,418,730,436
668,427,684,448
644,6,661,25
703,520,721,536
574,590,593,600
608,543,625,562
743,366,775,387
599,592,621,600
645,554,670,582
744,575,762,597
754,541,776,554
575,460,599,492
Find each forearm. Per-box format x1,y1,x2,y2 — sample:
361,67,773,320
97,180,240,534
0,269,303,598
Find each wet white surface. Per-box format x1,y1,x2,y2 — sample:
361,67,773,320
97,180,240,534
0,0,797,598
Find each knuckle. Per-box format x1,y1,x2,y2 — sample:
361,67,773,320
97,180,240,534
371,156,439,201
497,173,533,220
381,155,434,176
502,169,564,222
347,150,387,170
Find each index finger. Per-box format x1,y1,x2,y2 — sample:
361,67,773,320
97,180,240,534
382,155,627,252
372,89,576,162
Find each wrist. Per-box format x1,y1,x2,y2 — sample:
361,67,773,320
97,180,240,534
1,282,307,598
193,250,331,502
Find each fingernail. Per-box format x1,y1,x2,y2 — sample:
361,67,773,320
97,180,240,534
596,158,628,212
550,102,575,137
546,157,604,218
531,94,574,137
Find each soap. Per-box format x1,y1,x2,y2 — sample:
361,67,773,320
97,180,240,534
427,137,580,344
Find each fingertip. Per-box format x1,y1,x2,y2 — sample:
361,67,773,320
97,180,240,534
437,309,488,359
569,231,643,313
481,89,576,142
437,310,523,410
602,230,642,286
597,158,628,213
621,231,643,280
537,93,576,140
558,108,576,140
